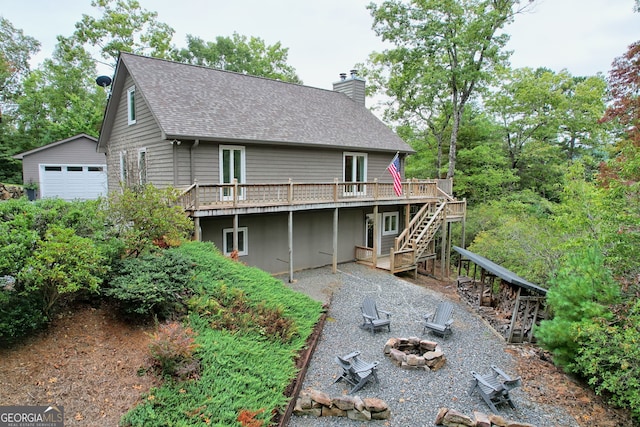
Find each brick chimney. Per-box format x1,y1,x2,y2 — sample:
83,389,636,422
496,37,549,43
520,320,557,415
332,69,365,106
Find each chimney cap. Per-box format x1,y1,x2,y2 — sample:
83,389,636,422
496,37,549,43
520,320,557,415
350,69,358,78
339,72,347,81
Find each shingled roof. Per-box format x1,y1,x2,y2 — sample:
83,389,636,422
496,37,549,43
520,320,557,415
98,52,413,153
453,246,547,295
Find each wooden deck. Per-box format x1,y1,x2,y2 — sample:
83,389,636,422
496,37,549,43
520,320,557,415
357,254,433,275
178,179,462,215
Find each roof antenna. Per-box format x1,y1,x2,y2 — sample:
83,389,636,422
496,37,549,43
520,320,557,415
95,75,112,99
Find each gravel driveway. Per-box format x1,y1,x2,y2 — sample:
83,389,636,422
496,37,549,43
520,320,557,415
282,263,578,427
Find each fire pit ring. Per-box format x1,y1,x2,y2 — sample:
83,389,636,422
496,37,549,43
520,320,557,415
383,337,446,371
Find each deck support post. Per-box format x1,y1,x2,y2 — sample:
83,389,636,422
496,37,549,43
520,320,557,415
446,222,452,278
461,198,467,249
508,288,522,343
372,205,379,267
233,214,239,253
288,210,294,283
440,214,447,279
332,208,338,273
193,217,201,241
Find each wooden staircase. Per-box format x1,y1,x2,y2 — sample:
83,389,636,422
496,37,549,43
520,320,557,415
390,202,447,273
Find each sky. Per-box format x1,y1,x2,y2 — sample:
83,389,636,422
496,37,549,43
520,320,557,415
1,0,639,91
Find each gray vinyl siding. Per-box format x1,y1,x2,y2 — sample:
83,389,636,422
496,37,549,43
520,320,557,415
200,208,365,274
20,137,105,187
104,75,164,190
169,142,402,186
366,206,404,256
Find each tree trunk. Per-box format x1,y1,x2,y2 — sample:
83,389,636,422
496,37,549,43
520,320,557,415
446,106,463,179
436,134,443,177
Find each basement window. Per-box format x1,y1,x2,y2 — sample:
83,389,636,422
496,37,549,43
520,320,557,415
383,212,399,235
223,227,248,256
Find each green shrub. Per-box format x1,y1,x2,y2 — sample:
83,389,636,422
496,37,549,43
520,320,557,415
571,299,640,421
105,249,195,318
18,226,107,317
0,285,47,344
537,246,621,368
105,184,194,257
0,198,39,276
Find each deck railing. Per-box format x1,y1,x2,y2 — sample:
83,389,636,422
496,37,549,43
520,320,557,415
179,178,446,211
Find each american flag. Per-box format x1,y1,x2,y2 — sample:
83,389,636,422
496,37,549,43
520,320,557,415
387,153,403,196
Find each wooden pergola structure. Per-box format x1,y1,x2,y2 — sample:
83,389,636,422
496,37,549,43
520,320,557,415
453,246,547,344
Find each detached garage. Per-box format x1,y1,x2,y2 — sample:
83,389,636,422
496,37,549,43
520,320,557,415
13,134,107,201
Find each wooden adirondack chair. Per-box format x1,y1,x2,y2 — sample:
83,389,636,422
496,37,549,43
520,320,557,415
469,365,522,414
333,351,380,394
423,301,454,337
360,297,391,334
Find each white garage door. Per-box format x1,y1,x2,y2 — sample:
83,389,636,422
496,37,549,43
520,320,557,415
40,164,108,201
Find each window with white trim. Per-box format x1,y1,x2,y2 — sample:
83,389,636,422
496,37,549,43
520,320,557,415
383,212,399,235
223,227,248,256
119,151,128,183
138,148,147,185
343,152,367,195
127,86,136,125
219,145,246,200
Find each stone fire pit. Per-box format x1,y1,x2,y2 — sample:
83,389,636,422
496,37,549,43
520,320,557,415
383,337,446,371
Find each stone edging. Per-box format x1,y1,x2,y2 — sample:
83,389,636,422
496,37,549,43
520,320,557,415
293,389,391,421
435,407,536,427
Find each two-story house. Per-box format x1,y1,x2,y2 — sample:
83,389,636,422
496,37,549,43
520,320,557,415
97,52,465,280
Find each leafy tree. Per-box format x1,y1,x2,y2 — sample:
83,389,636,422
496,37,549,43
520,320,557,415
485,67,608,199
366,0,532,178
72,0,175,67
485,67,565,170
517,139,566,202
601,40,640,145
0,17,40,120
105,184,194,257
173,33,302,83
0,17,40,183
397,125,433,178
551,163,605,254
597,41,640,281
556,75,608,164
453,108,518,202
12,37,105,151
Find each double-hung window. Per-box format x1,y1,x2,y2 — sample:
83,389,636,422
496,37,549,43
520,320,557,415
343,152,367,196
